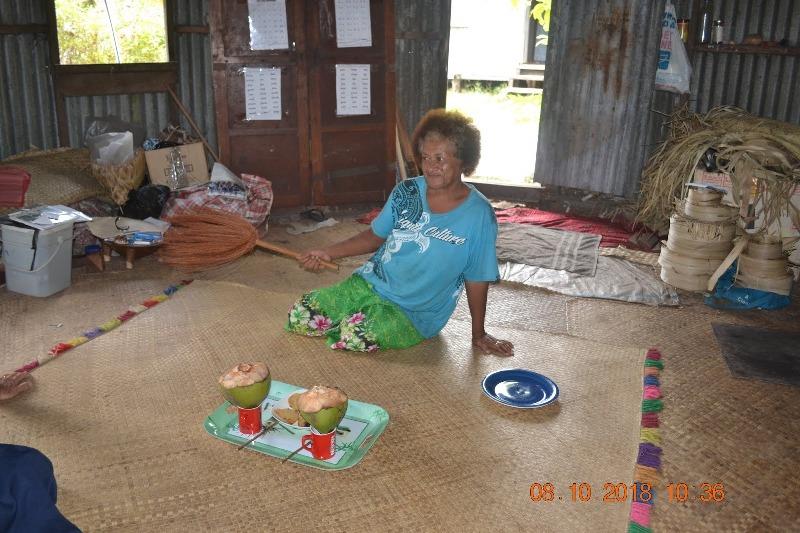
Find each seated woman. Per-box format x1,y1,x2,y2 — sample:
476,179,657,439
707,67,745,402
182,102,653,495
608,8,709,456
286,109,513,356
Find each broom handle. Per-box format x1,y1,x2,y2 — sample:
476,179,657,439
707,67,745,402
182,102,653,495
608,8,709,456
255,240,339,271
165,85,221,163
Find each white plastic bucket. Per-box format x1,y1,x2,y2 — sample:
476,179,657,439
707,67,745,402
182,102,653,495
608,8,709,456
1,222,74,297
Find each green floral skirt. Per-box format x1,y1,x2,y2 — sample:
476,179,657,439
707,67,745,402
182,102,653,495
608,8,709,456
285,275,424,352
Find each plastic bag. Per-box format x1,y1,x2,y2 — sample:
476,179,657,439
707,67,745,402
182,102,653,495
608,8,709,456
121,185,172,220
86,131,134,165
83,115,145,147
655,1,691,94
704,263,791,310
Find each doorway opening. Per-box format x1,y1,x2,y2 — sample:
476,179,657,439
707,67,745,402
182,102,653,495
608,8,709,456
446,0,550,187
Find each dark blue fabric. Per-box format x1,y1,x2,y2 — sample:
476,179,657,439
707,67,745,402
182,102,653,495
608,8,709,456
705,263,790,310
0,444,80,532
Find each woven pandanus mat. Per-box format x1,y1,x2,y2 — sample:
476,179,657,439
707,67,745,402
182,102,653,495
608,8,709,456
0,148,107,215
566,297,800,532
449,281,573,335
0,278,647,532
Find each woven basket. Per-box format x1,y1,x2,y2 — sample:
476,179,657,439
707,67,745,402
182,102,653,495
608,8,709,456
90,149,146,205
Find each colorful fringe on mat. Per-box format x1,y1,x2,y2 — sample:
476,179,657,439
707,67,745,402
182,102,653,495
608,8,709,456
13,280,192,374
628,347,664,533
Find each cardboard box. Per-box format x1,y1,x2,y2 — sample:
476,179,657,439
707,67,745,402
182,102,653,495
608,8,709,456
145,142,209,187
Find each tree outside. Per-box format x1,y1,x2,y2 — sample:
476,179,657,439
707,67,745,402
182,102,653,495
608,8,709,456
55,0,168,65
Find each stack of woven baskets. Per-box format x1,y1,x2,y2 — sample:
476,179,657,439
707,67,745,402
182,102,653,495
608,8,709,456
659,187,738,291
736,237,792,295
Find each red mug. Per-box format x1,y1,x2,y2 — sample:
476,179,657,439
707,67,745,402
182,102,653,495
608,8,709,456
301,430,336,460
238,406,262,434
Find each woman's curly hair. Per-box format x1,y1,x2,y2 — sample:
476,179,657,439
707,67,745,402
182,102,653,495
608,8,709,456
411,109,481,176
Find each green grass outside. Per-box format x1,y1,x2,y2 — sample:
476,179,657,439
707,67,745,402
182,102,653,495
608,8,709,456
446,88,543,185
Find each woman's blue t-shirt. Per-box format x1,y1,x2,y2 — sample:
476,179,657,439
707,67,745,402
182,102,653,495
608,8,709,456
357,176,499,338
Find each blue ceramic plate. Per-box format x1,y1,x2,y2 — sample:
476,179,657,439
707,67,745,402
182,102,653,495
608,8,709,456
481,368,559,408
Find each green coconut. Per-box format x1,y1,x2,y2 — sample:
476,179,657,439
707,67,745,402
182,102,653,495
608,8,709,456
297,385,349,434
221,377,271,409
300,401,348,434
218,362,271,408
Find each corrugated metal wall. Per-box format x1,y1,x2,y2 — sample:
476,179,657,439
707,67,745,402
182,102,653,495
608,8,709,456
63,0,216,151
0,0,215,159
534,0,665,197
4,1,799,196
3,0,438,162
0,1,57,157
64,94,171,148
171,0,216,152
675,0,800,124
395,0,451,139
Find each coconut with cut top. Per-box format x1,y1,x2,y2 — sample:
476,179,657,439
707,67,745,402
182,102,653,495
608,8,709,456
218,362,271,408
296,385,348,434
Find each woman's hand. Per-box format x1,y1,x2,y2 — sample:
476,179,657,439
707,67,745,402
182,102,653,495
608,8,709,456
298,250,333,273
0,372,33,401
472,333,514,356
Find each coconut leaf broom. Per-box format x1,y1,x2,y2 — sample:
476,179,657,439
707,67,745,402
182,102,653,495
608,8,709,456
158,209,339,272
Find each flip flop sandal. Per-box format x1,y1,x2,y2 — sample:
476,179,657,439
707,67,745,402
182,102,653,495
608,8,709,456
301,208,326,222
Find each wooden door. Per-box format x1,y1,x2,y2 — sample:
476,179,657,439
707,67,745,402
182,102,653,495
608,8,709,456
209,0,310,207
209,0,395,208
306,0,396,205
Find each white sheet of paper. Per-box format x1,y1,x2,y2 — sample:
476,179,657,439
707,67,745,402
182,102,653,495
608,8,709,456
334,0,372,48
244,67,282,121
335,64,371,116
248,0,289,50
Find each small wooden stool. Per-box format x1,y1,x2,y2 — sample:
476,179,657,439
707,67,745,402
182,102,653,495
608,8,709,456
101,241,161,270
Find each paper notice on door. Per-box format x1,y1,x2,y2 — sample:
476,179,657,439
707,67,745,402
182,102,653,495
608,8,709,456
334,0,372,48
248,0,289,50
244,67,282,121
335,64,371,116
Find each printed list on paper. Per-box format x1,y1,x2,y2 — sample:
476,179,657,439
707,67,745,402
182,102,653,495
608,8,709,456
335,64,371,116
334,0,372,48
244,67,282,121
248,0,289,50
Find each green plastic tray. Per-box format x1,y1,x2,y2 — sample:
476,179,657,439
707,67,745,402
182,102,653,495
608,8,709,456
204,380,389,470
